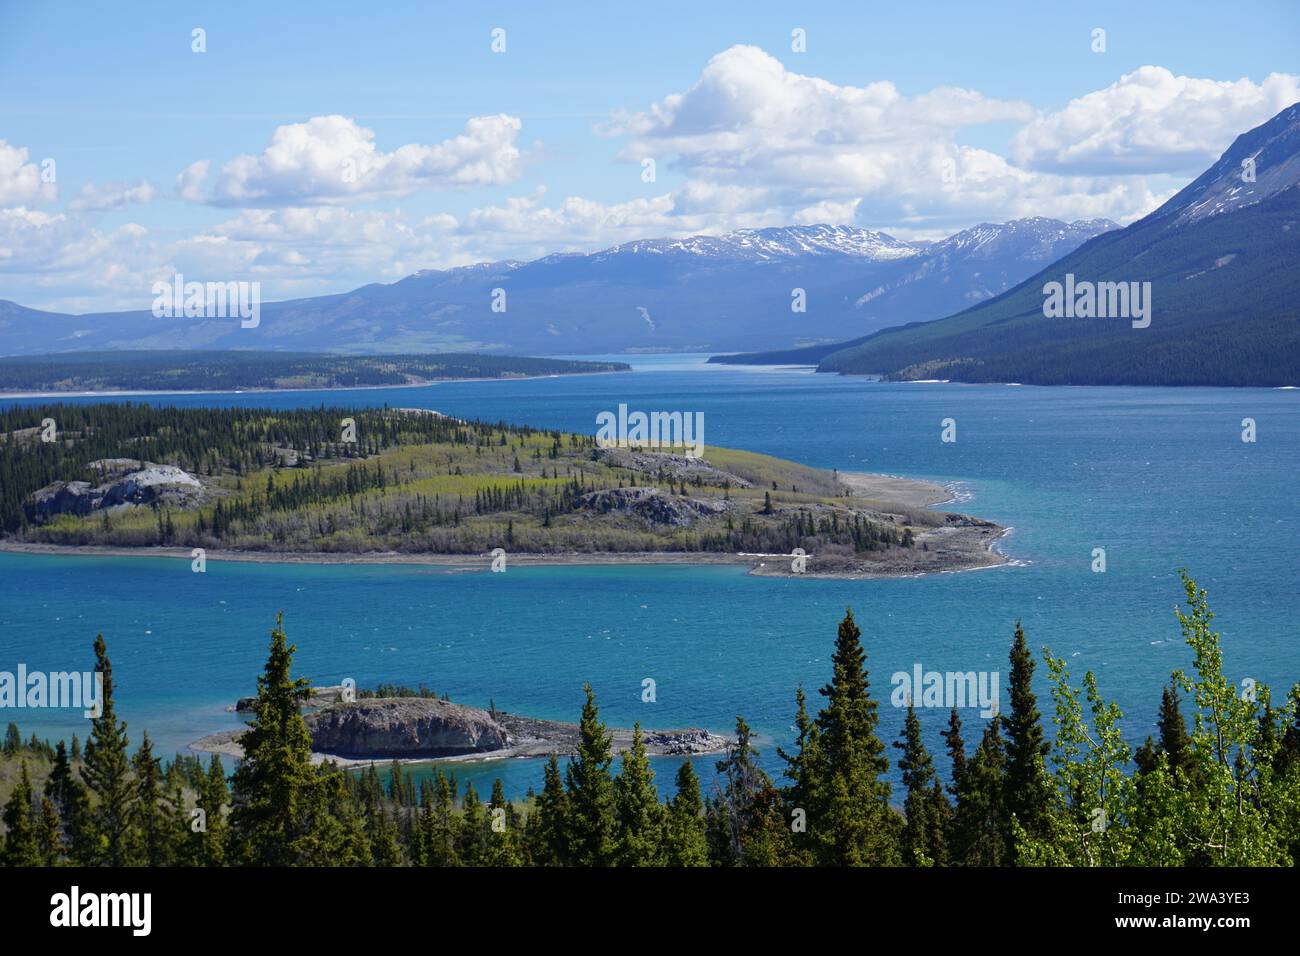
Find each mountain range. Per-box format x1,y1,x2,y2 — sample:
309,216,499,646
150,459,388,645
716,102,1300,387
0,219,1115,357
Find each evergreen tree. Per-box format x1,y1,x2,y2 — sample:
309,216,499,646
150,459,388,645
612,724,666,866
564,684,616,866
131,733,171,866
190,755,229,866
456,781,486,866
1276,684,1300,779
36,796,65,866
309,768,371,866
229,613,327,865
415,769,458,867
663,760,708,867
45,740,93,865
1,761,39,867
810,609,898,865
1134,683,1200,792
1003,622,1052,858
80,633,136,866
957,717,1008,866
707,715,793,866
2,723,19,756
528,753,569,866
894,704,949,866
483,778,523,866
777,685,821,860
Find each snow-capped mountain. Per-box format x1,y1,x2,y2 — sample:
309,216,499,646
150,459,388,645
794,102,1300,387
0,219,1115,357
1147,101,1300,226
597,225,923,262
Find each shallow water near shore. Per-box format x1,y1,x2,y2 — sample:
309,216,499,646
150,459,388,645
1,356,1297,797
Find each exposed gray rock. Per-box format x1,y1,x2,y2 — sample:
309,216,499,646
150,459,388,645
198,693,730,762
25,459,203,523
307,698,509,758
578,487,727,527
592,447,752,488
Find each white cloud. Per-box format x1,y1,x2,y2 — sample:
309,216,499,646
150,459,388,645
4,51,1295,313
175,160,210,202
598,45,1183,232
1011,67,1300,174
68,180,158,212
200,114,525,207
0,141,57,206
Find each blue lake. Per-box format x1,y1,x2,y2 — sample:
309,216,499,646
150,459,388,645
1,357,1296,798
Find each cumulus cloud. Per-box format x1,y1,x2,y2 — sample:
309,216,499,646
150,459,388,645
198,114,525,207
68,180,158,212
0,141,57,206
175,160,210,202
4,50,1294,312
605,46,1034,208
600,46,1252,232
1011,67,1300,174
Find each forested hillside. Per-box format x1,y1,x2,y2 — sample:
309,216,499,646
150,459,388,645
0,351,629,393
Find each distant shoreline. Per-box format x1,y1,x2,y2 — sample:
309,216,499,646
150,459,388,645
0,366,630,400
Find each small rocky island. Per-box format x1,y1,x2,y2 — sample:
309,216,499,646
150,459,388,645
192,688,728,765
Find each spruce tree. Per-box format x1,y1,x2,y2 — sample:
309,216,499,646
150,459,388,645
894,704,949,866
529,753,569,866
777,685,821,859
132,732,171,866
45,740,93,864
309,768,371,866
708,715,793,865
456,780,486,865
1003,622,1052,858
664,760,708,867
956,716,1008,866
483,778,523,866
36,796,65,866
229,613,325,865
80,633,136,866
1276,684,1300,779
1,761,39,867
564,683,616,866
1154,682,1198,787
421,768,458,866
811,609,898,865
191,755,229,866
613,724,666,866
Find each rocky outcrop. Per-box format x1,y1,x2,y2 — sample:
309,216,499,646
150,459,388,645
307,698,508,758
25,459,203,523
578,487,727,527
592,447,752,488
195,693,730,762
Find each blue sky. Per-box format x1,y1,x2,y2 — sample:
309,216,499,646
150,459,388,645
0,0,1297,312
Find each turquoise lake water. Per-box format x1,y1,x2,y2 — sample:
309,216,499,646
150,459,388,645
1,357,1297,797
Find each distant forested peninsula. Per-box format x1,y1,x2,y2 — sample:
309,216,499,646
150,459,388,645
0,351,630,394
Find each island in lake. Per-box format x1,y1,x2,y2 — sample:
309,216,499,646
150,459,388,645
0,403,1007,578
192,685,730,765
